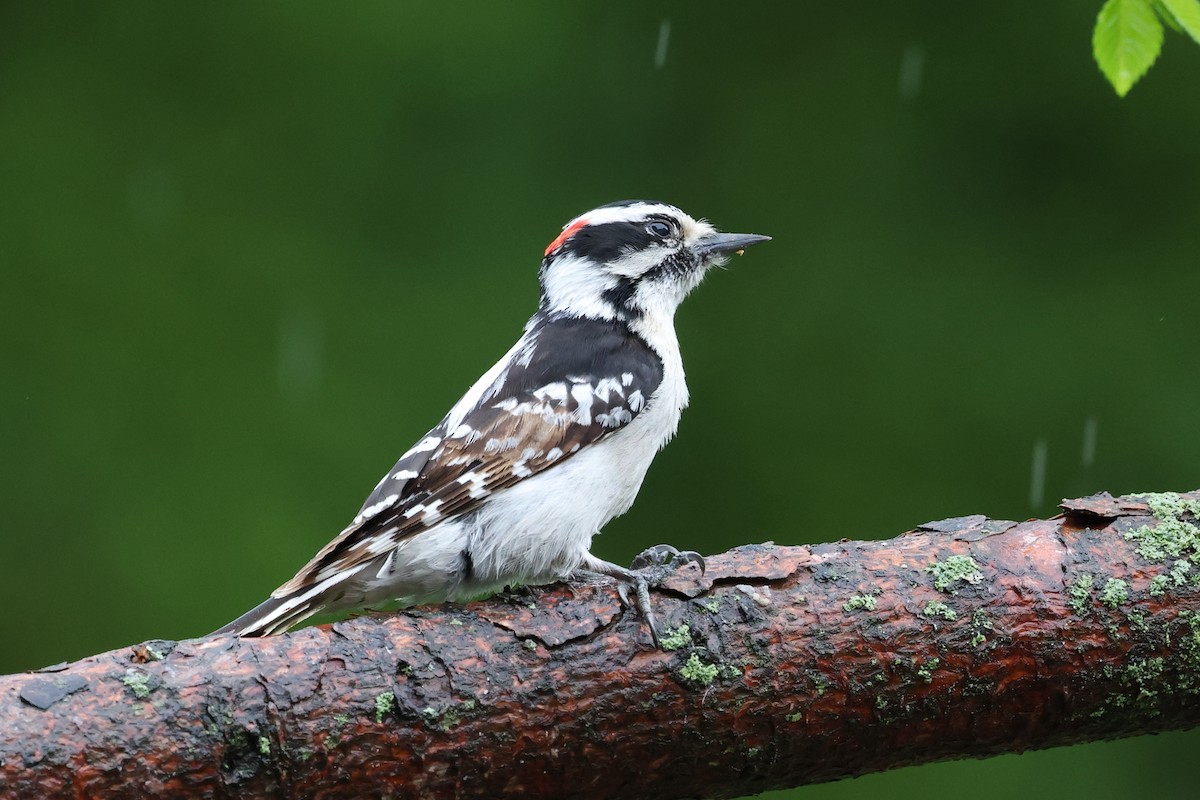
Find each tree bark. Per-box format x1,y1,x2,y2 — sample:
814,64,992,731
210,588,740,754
4,491,1200,800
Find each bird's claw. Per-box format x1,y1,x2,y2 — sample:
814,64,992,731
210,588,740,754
613,570,659,647
629,543,706,575
619,545,705,648
583,545,705,648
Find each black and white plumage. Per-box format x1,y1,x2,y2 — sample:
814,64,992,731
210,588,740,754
214,200,769,641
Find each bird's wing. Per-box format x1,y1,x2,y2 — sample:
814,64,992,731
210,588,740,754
273,315,663,596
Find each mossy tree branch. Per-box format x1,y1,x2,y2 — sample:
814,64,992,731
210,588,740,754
3,491,1200,800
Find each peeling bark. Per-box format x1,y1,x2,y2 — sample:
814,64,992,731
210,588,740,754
3,490,1200,800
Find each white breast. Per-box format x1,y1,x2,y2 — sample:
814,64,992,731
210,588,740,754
457,320,689,594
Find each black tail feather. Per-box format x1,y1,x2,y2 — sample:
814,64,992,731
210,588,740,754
210,592,318,637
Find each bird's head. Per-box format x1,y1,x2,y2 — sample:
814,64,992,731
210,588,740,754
538,200,770,322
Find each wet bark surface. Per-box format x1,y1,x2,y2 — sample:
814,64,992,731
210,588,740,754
3,490,1200,799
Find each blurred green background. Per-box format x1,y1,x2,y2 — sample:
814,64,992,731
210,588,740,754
2,1,1198,797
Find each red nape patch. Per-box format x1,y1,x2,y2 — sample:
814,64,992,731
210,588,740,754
544,218,588,256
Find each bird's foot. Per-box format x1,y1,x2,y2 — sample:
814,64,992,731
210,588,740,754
583,544,705,648
629,544,706,576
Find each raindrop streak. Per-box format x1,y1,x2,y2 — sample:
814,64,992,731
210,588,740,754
1030,439,1048,510
1081,416,1098,468
898,43,925,100
655,19,671,70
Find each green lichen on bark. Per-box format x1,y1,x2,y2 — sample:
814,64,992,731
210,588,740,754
1100,578,1130,608
679,653,719,686
1125,492,1200,562
922,601,957,621
121,670,152,700
1068,574,1095,616
843,594,878,613
374,692,395,723
914,657,941,684
659,624,692,651
969,609,993,647
926,555,984,593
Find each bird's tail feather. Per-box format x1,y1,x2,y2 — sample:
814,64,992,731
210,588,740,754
210,589,324,637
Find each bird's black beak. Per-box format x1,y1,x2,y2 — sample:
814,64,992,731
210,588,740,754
694,232,772,257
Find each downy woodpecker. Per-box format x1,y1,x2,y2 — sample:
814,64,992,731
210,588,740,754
213,200,770,643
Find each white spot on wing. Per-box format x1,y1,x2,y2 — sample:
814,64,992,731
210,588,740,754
455,471,489,498
355,494,399,524
533,382,569,404
367,528,400,556
627,390,646,412
484,437,520,453
621,372,634,386
594,377,624,403
392,469,418,481
512,462,533,478
571,383,594,425
505,399,555,418
421,499,444,523
406,436,441,455
598,406,631,428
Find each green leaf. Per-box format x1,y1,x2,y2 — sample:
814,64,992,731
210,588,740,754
1093,0,1165,97
1159,0,1200,43
1152,0,1184,32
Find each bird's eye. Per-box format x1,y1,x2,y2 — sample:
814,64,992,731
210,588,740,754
646,220,673,239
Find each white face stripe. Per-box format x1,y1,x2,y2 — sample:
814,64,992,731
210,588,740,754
538,254,619,319
560,203,716,244
560,202,687,230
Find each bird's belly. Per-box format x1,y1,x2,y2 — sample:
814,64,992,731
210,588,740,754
459,400,679,594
